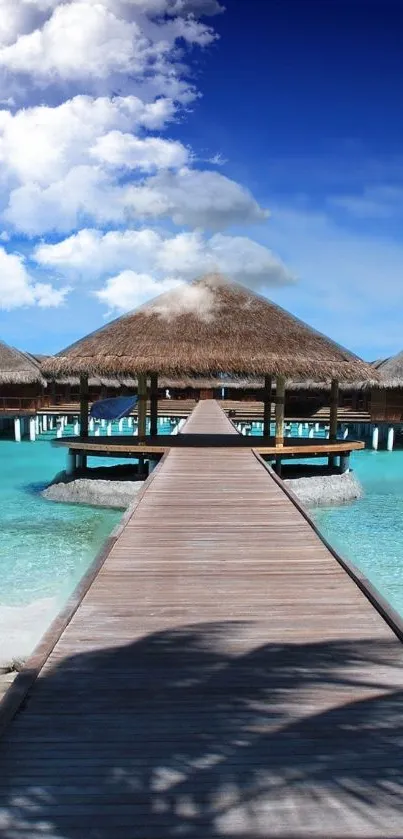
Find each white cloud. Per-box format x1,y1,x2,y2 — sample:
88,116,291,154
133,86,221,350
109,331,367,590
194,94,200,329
125,168,268,228
91,131,189,171
0,0,219,98
0,93,177,188
35,228,294,300
94,270,180,312
0,246,68,310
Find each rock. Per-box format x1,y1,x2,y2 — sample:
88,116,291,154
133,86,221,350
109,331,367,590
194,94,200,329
42,478,143,509
284,471,363,508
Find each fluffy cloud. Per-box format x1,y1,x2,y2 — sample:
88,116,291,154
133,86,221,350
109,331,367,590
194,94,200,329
125,169,268,228
0,247,68,310
95,271,180,312
0,94,178,188
5,167,266,236
35,227,294,311
0,0,276,314
0,1,219,99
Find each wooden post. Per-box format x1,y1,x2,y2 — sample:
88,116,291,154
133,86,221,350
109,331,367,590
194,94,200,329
79,374,89,470
275,375,285,448
329,378,339,468
263,375,272,437
150,373,158,437
137,373,147,439
329,379,339,441
79,375,89,438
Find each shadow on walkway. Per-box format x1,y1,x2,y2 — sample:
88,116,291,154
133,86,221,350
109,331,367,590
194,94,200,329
0,622,403,838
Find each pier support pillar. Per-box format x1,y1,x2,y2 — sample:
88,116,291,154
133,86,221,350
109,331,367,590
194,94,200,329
274,456,282,477
77,453,86,471
29,417,36,442
387,426,395,451
263,375,272,438
137,373,147,439
66,450,76,476
42,414,48,432
372,426,379,450
150,373,158,437
14,417,21,443
275,375,285,448
339,453,350,473
328,379,339,468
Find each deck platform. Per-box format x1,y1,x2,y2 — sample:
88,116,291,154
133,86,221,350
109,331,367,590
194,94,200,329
55,434,365,461
0,401,402,837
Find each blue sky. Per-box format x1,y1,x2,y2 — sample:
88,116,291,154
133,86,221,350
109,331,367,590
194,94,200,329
0,0,402,360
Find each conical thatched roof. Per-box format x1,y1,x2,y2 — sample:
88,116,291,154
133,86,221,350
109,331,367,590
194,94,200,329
0,340,46,385
42,274,377,383
372,351,403,388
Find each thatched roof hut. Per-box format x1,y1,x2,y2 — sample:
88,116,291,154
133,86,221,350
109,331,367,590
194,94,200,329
0,340,46,385
42,274,376,383
372,351,403,388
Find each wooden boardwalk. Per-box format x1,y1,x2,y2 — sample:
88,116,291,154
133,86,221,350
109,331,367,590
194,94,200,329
0,401,403,837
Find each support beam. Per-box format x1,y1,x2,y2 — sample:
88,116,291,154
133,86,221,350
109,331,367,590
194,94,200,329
263,375,272,438
137,373,147,439
150,373,158,437
329,379,339,442
79,374,89,470
275,375,285,448
328,378,339,468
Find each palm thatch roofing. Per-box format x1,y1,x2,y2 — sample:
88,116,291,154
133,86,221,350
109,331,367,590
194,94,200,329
371,351,403,388
0,340,46,385
42,274,377,383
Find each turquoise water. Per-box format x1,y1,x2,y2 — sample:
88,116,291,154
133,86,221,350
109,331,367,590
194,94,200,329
0,440,121,607
313,450,403,616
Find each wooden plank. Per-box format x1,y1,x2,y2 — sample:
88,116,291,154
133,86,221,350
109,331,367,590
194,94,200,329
0,399,402,838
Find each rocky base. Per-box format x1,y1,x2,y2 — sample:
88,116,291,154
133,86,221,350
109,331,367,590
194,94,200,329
284,470,363,508
42,477,143,509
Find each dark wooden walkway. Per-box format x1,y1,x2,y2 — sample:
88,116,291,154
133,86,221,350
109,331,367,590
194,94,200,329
0,401,403,837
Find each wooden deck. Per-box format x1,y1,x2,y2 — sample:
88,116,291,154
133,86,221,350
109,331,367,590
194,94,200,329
0,401,403,837
38,398,372,425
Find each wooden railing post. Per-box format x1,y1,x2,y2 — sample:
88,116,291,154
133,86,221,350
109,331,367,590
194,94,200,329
137,374,147,439
329,378,339,469
263,375,272,437
275,375,286,448
150,373,158,437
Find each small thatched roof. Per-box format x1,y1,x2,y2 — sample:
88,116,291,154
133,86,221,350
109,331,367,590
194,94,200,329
0,340,46,385
42,274,376,383
372,351,403,389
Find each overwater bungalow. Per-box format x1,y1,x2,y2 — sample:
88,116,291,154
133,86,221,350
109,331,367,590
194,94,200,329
0,340,47,440
369,351,403,423
42,273,376,471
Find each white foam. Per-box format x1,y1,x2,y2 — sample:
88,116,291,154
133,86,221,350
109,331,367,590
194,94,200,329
0,597,59,667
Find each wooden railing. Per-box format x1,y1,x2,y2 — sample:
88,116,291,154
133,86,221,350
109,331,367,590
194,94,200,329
0,397,42,413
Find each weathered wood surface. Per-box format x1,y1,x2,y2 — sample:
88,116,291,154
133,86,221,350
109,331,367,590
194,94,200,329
0,400,402,838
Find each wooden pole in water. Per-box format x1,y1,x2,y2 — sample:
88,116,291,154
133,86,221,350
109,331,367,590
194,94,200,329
137,373,147,439
329,379,339,441
79,375,89,438
263,375,272,437
79,374,89,470
150,373,158,437
329,378,339,468
275,375,285,448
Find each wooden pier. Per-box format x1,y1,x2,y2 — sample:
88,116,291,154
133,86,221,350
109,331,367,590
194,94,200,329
0,401,403,837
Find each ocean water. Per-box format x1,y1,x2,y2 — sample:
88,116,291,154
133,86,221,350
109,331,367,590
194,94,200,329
0,440,122,663
313,450,403,616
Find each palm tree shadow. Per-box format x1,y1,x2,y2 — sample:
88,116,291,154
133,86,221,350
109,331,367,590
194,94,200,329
1,621,403,838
